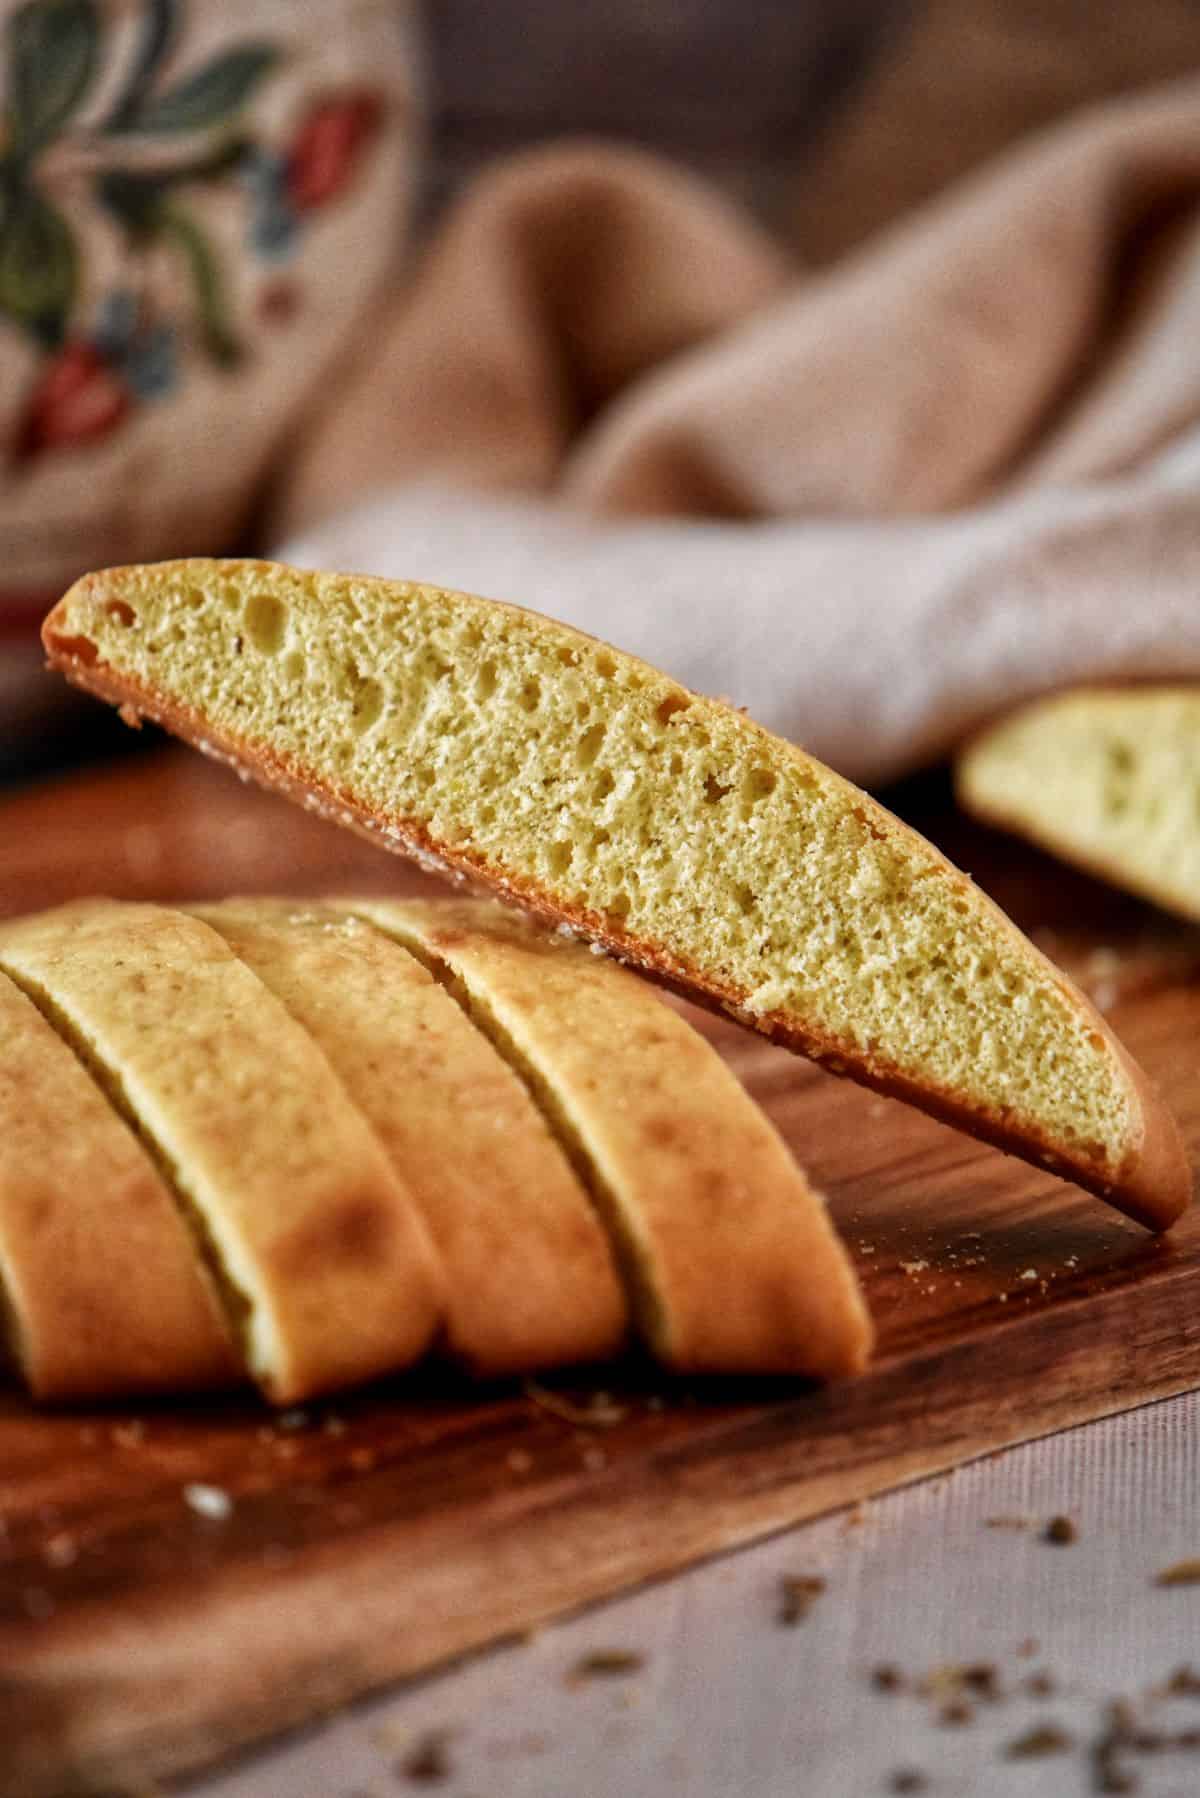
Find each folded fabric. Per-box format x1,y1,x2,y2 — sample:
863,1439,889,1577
273,81,1200,785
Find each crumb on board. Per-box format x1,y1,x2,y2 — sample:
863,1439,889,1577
888,1771,928,1793
872,1665,905,1693
1005,1723,1074,1758
938,1697,973,1727
43,1531,78,1569
961,1665,1000,1701
1045,1515,1078,1545
398,1727,455,1783
524,1380,629,1427
908,1661,1004,1718
568,1649,646,1683
1155,1559,1200,1587
183,1482,233,1521
778,1575,826,1625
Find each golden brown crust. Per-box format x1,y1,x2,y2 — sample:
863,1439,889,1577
0,969,236,1401
348,896,873,1378
0,900,445,1403
43,570,1192,1234
192,899,627,1374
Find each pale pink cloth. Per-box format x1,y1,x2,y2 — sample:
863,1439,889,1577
274,80,1200,785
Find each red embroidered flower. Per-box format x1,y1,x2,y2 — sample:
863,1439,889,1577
19,342,131,458
286,90,383,213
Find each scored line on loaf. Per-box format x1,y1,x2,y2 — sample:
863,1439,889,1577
0,901,445,1404
41,560,1190,1231
345,898,873,1377
191,898,628,1375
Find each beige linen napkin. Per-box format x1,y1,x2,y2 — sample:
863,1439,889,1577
274,80,1200,785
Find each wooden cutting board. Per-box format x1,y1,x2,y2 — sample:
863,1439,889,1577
2,748,1199,1798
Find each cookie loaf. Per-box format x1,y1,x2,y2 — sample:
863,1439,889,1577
957,687,1200,925
0,895,871,1400
43,560,1191,1231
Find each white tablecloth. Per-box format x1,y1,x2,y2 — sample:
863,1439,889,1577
188,1389,1200,1797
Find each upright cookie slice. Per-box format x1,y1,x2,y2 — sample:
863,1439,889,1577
192,899,627,1374
345,898,873,1377
0,969,236,1401
44,559,1190,1229
0,901,444,1404
957,687,1200,925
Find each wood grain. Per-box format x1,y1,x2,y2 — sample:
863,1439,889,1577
0,748,1198,1798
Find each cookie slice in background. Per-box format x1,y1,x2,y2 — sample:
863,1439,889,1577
957,687,1200,925
192,899,627,1375
0,901,444,1405
345,897,873,1378
43,560,1190,1231
0,969,237,1401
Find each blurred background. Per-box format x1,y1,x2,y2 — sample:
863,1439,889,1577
4,0,1200,789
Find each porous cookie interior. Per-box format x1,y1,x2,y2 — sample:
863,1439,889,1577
959,688,1200,925
56,562,1134,1175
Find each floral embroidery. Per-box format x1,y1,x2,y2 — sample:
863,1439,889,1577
0,0,385,457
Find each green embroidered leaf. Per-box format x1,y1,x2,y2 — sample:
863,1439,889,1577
104,0,180,132
159,201,242,366
127,43,279,135
0,175,75,340
6,0,99,155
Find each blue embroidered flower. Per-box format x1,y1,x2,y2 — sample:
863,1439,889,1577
240,145,299,263
89,291,177,400
92,288,139,358
124,320,177,399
